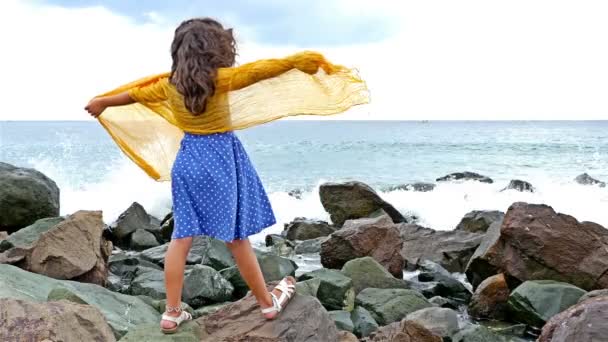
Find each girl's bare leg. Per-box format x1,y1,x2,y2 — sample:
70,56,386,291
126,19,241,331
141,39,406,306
161,237,193,330
226,238,295,319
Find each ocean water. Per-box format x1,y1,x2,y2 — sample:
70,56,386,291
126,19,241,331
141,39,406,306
1,120,607,245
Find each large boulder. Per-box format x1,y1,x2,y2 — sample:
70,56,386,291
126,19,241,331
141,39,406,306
465,202,608,290
0,298,116,342
182,265,234,308
455,210,504,233
319,181,408,227
197,291,341,341
0,264,159,338
342,257,410,294
539,295,608,342
108,202,160,247
0,210,111,286
321,214,404,278
507,280,586,329
436,171,493,184
0,162,60,233
299,268,355,311
468,273,510,320
130,229,160,250
501,179,535,192
356,288,432,326
361,319,442,342
415,260,472,302
574,173,606,187
128,267,167,299
0,216,64,252
284,218,336,241
399,223,484,272
351,306,379,338
294,236,328,254
329,310,355,332
405,307,459,340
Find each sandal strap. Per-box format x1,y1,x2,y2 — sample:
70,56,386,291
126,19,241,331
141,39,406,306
162,310,192,324
261,293,281,314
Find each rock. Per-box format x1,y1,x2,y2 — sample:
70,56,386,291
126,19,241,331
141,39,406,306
299,268,355,311
507,280,586,329
361,319,443,342
47,286,88,304
256,251,298,281
182,264,234,308
141,236,235,271
288,188,303,199
455,210,504,233
193,302,231,318
452,324,507,342
119,321,200,341
329,310,355,332
0,231,8,241
108,202,156,245
265,234,295,257
284,217,336,241
0,210,111,286
539,295,608,342
480,321,527,339
428,296,460,310
342,257,410,294
356,288,432,326
321,214,405,278
128,267,166,300
338,331,360,342
465,202,608,290
577,289,608,304
0,162,60,233
108,252,162,278
502,179,535,192
399,223,484,273
0,216,64,252
386,182,436,192
219,266,249,299
436,171,494,184
130,228,160,250
197,291,340,341
416,260,472,302
319,181,408,227
294,236,328,254
295,278,321,297
351,306,379,338
406,307,459,340
469,273,510,319
0,264,159,338
159,212,174,242
0,298,116,342
574,172,606,187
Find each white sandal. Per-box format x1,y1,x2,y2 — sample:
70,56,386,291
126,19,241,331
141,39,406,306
261,276,296,319
161,305,192,334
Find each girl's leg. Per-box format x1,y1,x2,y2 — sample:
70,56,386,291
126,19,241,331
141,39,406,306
161,237,193,329
226,238,295,319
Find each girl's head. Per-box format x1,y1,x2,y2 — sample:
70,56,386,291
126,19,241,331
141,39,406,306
170,18,236,115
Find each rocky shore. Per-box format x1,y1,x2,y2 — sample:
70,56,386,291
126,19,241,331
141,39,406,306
1,162,607,341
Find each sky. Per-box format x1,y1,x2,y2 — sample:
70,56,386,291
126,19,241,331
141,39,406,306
1,0,607,120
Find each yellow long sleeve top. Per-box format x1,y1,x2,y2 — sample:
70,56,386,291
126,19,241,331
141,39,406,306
97,51,370,181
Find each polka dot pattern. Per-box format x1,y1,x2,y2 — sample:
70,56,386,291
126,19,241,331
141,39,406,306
170,131,276,242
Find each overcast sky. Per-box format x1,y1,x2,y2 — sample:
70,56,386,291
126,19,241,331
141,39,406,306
1,0,607,120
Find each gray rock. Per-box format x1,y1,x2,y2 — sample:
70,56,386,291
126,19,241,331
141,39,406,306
361,319,443,342
294,236,328,254
428,296,460,310
351,306,379,338
108,202,154,243
128,267,166,300
329,310,355,332
295,278,321,297
356,288,432,326
501,179,535,192
0,264,159,339
265,234,295,257
319,181,409,227
256,251,298,281
182,264,234,308
436,171,494,184
0,216,64,252
507,280,587,329
219,266,249,299
284,218,336,241
406,307,459,340
119,321,200,341
140,236,235,271
578,289,608,304
299,268,355,311
416,260,472,302
385,182,436,192
452,324,507,342
193,302,231,318
341,256,409,294
574,173,606,187
455,210,504,233
108,252,162,278
130,229,160,250
0,162,60,233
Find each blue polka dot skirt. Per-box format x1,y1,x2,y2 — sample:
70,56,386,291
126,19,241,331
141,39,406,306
170,131,276,241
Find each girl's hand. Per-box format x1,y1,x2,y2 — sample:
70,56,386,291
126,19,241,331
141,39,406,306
85,98,107,118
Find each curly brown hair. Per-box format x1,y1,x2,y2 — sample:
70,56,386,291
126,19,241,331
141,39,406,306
169,18,237,115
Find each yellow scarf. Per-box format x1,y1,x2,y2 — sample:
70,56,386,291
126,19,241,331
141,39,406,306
97,51,370,181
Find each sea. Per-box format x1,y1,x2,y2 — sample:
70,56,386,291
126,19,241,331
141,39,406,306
1,120,607,247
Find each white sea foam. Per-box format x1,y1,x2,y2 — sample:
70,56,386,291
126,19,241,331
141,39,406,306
28,157,608,245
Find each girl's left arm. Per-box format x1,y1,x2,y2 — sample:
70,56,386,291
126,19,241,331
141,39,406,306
85,92,135,118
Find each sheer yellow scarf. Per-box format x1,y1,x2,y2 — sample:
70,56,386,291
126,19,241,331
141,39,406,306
97,51,370,181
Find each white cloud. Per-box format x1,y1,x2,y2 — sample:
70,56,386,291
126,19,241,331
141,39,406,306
1,0,607,121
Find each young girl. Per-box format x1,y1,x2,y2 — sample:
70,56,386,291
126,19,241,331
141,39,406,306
85,18,368,334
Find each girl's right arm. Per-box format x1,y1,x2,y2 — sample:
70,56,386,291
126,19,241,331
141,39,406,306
85,92,134,118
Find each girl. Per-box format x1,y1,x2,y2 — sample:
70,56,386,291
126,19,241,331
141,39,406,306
85,18,368,334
